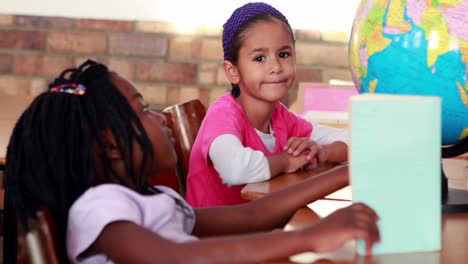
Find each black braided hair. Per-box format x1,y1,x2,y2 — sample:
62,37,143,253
224,13,295,98
3,59,154,263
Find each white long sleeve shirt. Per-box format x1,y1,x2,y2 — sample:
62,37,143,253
209,122,348,186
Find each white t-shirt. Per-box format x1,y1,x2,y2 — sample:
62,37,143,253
67,184,198,263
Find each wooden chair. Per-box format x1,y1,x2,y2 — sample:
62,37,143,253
17,209,60,264
162,99,206,196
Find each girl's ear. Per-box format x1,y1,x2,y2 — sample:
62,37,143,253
223,60,240,84
101,129,122,160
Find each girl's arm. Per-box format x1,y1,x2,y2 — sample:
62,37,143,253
209,134,271,185
94,197,379,264
193,165,349,236
210,134,313,183
310,122,348,162
322,141,348,163
310,122,348,145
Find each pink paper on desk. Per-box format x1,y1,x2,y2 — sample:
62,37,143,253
303,86,358,112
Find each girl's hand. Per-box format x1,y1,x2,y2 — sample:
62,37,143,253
303,203,380,255
283,137,329,168
280,151,313,173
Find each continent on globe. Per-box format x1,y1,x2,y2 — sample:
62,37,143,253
349,0,468,145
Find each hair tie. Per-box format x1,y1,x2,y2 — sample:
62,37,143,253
50,83,86,96
222,2,288,60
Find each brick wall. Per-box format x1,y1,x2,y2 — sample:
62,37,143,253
0,14,352,109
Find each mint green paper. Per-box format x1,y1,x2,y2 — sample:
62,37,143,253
349,94,441,255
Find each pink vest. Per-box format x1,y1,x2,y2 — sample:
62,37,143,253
186,93,312,207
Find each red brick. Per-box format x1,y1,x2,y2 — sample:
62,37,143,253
169,38,221,60
0,15,14,26
0,30,46,50
14,15,73,29
296,43,349,67
109,34,167,57
198,88,210,107
135,61,197,83
0,54,13,73
136,21,177,34
179,87,200,103
137,82,168,106
295,67,322,83
166,86,180,105
216,66,230,85
14,54,74,77
29,78,48,96
198,63,218,84
208,88,227,106
75,19,134,32
48,32,107,54
0,76,46,96
73,57,109,67
73,57,138,80
107,58,136,79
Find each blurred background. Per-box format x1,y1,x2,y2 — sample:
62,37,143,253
0,0,360,109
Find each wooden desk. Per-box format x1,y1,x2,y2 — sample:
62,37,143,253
242,168,468,263
267,204,468,264
241,164,352,201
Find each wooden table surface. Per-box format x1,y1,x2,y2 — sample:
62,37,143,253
265,205,468,264
241,163,352,201
242,166,468,264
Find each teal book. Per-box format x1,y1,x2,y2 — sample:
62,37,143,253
349,94,441,255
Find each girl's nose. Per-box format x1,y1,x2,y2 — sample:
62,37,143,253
269,57,282,73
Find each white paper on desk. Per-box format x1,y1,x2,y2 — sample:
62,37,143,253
289,240,356,263
307,200,351,218
324,186,352,201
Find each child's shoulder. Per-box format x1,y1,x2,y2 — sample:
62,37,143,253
75,184,179,202
69,184,136,211
207,93,243,115
80,183,134,197
209,93,235,107
68,184,184,220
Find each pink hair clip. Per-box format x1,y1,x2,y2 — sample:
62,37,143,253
50,83,86,96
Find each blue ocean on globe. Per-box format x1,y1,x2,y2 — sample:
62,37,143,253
349,0,468,145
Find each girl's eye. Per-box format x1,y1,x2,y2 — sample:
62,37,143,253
254,56,266,62
143,104,151,112
279,52,290,58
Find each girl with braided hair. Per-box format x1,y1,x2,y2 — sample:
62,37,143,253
186,2,350,207
3,60,379,263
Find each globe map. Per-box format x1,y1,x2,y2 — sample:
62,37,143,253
349,0,468,145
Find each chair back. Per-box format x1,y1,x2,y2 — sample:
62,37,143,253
17,209,60,264
163,99,206,196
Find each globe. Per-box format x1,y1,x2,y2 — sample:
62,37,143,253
349,0,468,145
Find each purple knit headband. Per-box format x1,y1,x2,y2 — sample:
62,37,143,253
222,2,288,60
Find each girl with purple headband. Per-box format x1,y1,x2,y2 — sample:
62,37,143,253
4,59,379,263
186,2,349,207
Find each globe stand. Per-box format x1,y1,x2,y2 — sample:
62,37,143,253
441,137,468,213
